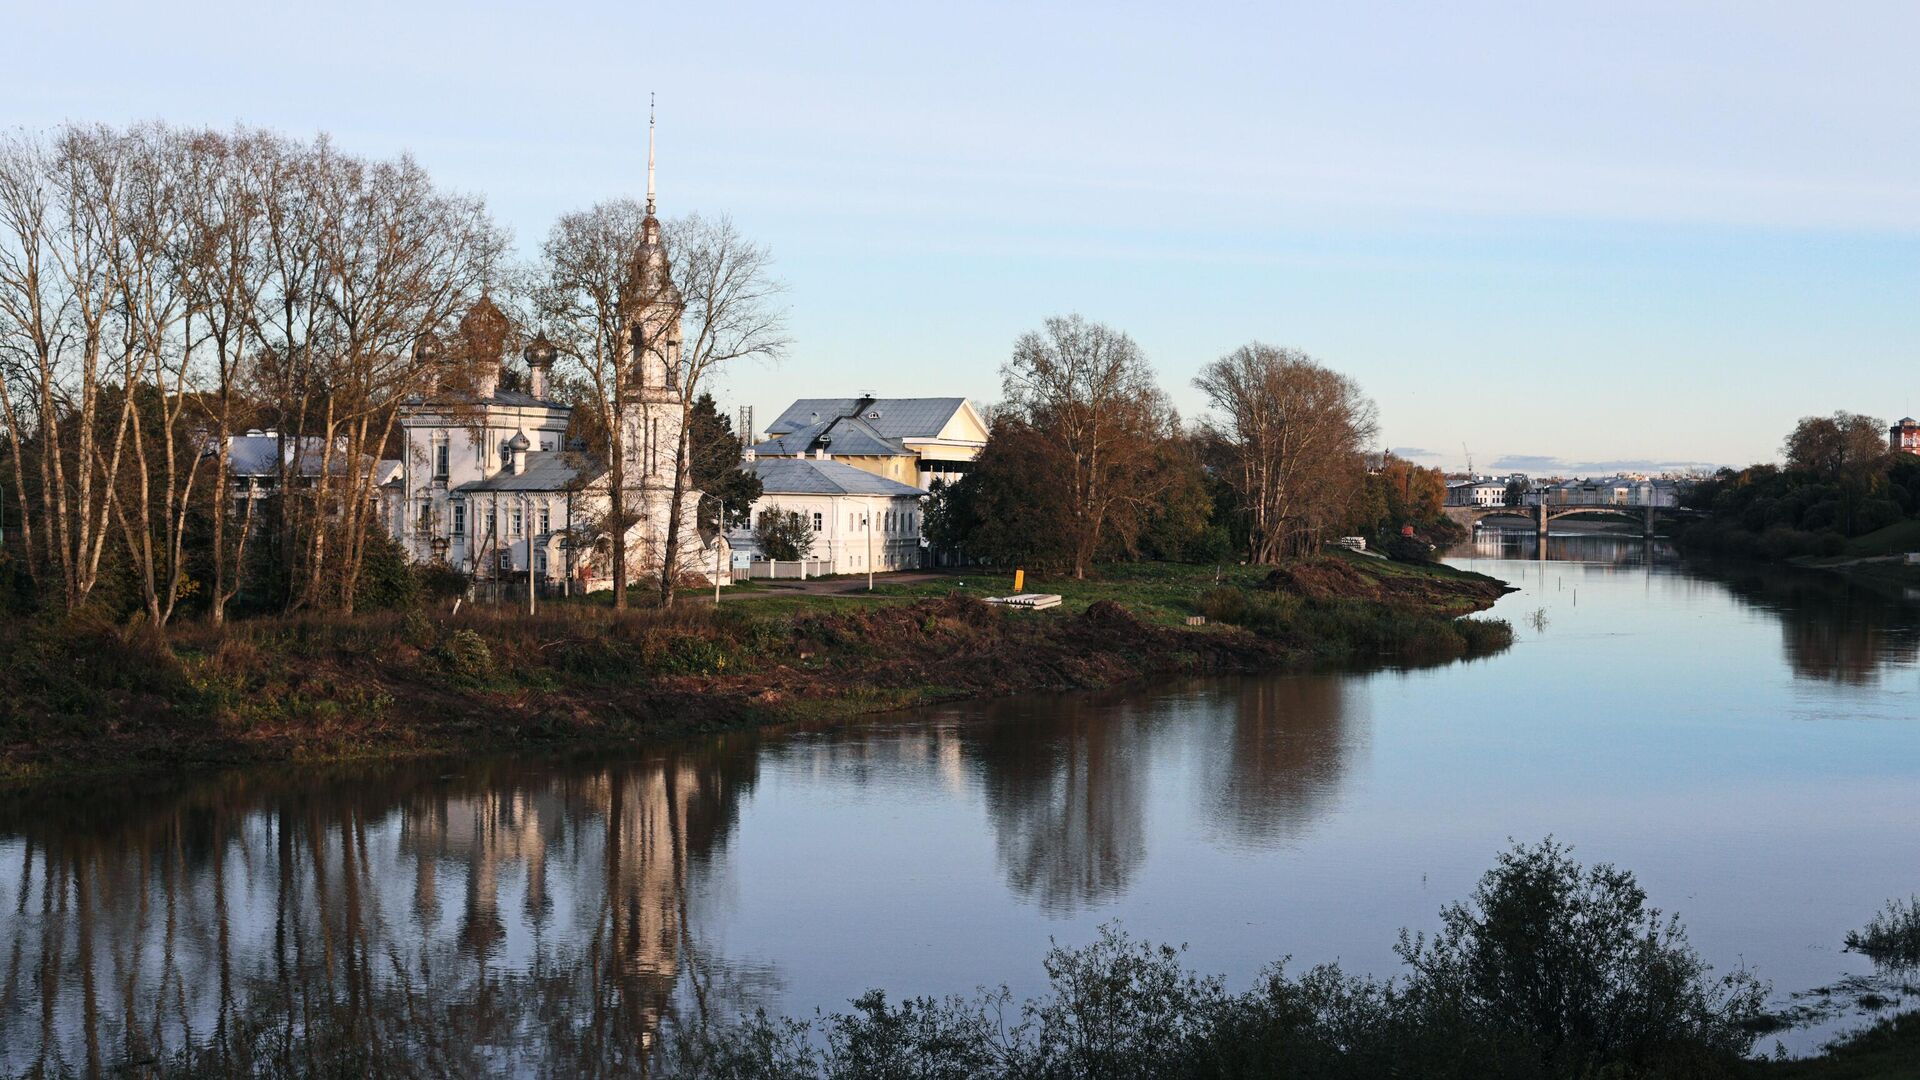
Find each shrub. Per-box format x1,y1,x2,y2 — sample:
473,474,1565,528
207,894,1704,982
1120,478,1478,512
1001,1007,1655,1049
665,841,1767,1080
1845,896,1920,970
1454,617,1514,654
436,628,492,678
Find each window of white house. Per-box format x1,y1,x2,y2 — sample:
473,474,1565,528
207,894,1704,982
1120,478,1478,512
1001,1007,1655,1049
535,550,548,572
538,506,550,534
849,513,855,531
451,502,466,535
510,508,523,536
433,441,449,480
813,512,823,531
416,500,431,532
486,507,497,536
499,550,512,570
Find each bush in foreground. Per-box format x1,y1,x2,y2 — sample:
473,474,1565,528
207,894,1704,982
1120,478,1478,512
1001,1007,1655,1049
666,840,1768,1079
1845,896,1920,970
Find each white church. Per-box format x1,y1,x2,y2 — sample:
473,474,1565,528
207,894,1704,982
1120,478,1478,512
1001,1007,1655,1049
382,123,721,592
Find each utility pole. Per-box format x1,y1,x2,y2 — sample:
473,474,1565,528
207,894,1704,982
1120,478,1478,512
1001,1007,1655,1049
524,493,536,616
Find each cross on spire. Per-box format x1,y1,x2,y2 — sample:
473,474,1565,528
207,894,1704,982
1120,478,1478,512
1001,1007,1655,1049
645,93,657,217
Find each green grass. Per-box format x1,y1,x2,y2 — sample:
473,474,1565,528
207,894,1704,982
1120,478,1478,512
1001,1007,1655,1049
718,553,1499,629
1844,519,1920,557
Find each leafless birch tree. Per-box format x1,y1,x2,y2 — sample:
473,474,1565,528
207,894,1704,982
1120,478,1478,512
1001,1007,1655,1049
1193,343,1377,562
654,213,786,605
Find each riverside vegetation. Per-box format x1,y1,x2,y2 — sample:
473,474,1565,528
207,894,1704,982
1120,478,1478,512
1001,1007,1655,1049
659,842,1920,1080
0,554,1513,786
35,840,1917,1079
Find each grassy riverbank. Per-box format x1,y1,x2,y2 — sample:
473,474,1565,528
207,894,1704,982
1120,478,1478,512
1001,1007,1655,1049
0,554,1511,787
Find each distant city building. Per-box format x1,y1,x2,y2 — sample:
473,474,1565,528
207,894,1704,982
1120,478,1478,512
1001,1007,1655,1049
1891,417,1920,455
1446,477,1515,507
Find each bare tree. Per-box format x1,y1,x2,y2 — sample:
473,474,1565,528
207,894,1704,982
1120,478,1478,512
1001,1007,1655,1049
0,126,144,612
531,199,652,609
654,213,786,605
176,128,274,625
1194,343,1377,562
999,315,1176,579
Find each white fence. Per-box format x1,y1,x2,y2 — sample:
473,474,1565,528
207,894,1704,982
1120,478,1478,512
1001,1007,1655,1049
744,558,834,580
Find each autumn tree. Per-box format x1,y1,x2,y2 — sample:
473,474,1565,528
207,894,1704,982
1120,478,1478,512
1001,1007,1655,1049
999,315,1177,579
1194,343,1377,562
1783,412,1886,484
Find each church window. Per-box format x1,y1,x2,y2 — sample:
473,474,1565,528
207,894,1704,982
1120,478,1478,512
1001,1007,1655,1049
538,506,550,534
451,502,466,535
510,507,523,536
433,441,449,480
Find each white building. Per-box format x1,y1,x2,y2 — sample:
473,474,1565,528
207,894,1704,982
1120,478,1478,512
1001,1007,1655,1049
1446,477,1511,507
757,397,989,490
729,456,926,575
384,120,721,591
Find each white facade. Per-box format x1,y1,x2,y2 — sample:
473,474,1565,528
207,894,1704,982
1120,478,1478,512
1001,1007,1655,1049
383,135,723,591
728,456,925,575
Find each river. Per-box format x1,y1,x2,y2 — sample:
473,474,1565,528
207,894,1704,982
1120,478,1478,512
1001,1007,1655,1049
3,535,1918,1074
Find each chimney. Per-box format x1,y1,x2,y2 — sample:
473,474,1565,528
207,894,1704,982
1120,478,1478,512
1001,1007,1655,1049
524,335,557,400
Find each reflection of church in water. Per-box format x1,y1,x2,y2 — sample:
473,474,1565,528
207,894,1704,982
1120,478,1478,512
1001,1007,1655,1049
396,752,758,1054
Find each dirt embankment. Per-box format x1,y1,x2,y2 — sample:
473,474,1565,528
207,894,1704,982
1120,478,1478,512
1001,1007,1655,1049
1,561,1511,787
1261,557,1514,611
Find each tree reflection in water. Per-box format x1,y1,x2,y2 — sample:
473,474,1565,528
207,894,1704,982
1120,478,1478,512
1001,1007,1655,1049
1200,676,1357,848
1707,565,1920,685
0,744,762,1077
964,690,1157,915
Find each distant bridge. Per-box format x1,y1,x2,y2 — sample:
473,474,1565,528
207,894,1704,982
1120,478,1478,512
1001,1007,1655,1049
1442,502,1700,537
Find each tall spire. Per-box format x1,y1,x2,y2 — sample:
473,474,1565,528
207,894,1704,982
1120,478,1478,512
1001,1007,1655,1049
645,92,657,218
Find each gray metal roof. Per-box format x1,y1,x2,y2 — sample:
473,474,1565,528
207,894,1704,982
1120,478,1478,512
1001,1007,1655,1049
766,398,969,440
454,451,604,493
750,457,925,497
753,415,905,458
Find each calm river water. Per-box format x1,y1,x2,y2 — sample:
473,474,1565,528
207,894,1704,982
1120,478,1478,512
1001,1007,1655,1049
4,535,1919,1074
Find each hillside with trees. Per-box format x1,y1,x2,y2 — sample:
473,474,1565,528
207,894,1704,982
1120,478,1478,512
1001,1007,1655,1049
1680,411,1920,560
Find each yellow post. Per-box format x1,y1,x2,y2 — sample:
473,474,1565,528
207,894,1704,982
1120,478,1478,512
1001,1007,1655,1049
1013,568,1025,592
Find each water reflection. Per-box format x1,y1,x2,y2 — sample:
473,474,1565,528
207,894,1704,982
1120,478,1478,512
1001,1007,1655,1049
0,747,760,1077
1703,564,1920,685
963,691,1156,914
1464,528,1676,565
1200,677,1358,847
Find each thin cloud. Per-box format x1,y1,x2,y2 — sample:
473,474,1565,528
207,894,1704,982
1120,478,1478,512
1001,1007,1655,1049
1490,454,1722,476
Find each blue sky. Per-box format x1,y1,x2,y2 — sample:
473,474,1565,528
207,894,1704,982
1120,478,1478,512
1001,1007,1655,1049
13,1,1918,472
